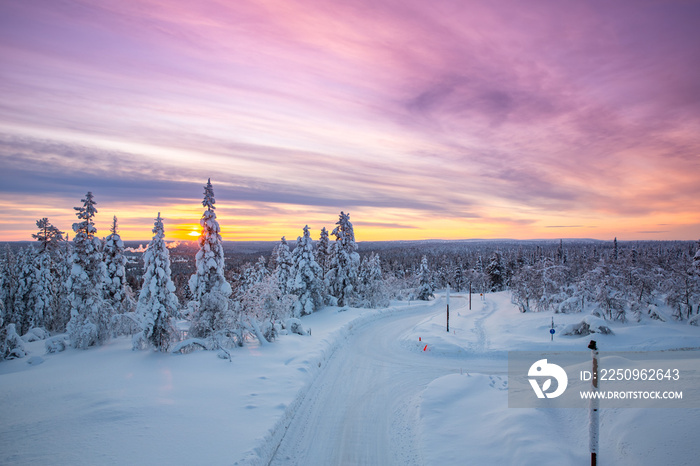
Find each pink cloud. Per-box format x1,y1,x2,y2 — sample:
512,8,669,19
0,0,698,240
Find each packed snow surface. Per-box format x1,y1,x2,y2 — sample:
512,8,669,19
1,292,699,465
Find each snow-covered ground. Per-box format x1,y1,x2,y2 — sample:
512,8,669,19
1,292,699,465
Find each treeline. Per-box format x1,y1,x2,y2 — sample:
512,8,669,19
2,178,699,360
0,180,397,360
364,238,700,324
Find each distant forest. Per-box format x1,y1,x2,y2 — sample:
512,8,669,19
2,183,699,360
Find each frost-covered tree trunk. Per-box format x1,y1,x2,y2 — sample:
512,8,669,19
326,212,360,307
66,192,110,349
291,225,324,316
103,216,135,315
275,237,294,296
416,255,434,301
188,179,232,338
136,213,179,351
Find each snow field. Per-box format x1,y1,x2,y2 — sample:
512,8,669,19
414,291,700,465
1,291,699,465
0,302,411,465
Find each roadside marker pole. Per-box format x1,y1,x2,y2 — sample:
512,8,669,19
446,284,450,333
588,340,599,466
550,317,555,341
469,283,472,310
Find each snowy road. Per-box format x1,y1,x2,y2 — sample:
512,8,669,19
269,297,483,466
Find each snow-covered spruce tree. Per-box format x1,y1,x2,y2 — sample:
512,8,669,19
66,192,111,349
239,256,269,295
689,241,700,325
188,179,232,338
290,225,324,316
485,250,506,292
103,216,135,316
316,227,332,278
32,218,65,330
30,219,65,332
275,237,294,296
135,213,179,351
416,255,434,301
326,212,360,307
11,247,37,334
358,252,388,308
0,245,17,332
52,239,73,332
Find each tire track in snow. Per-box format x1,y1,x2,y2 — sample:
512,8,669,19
268,304,453,466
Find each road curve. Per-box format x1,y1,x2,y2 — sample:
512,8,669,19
269,298,472,466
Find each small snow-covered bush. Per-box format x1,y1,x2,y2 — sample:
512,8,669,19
45,335,69,353
562,315,614,336
171,338,212,354
285,318,308,336
22,327,49,343
3,324,27,359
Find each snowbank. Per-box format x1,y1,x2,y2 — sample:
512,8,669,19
0,303,408,466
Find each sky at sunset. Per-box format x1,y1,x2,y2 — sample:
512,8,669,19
1,0,699,242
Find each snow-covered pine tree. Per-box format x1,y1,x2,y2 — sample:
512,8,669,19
32,218,65,251
326,212,360,307
416,255,434,301
358,252,388,308
29,218,65,331
290,225,324,316
52,240,73,332
32,253,55,332
135,213,179,351
66,192,110,349
238,256,269,295
12,247,37,334
453,260,466,292
188,179,232,338
0,245,17,331
275,237,294,296
486,250,506,292
316,227,332,277
103,216,135,315
315,227,331,300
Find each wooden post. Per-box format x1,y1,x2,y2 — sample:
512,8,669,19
588,340,599,466
446,284,450,333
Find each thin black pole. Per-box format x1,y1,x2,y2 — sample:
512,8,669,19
588,340,599,466
446,284,450,333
